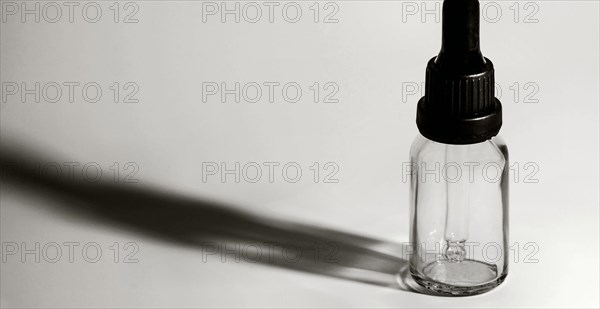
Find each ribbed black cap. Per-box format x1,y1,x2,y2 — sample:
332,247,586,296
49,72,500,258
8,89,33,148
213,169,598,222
416,0,502,144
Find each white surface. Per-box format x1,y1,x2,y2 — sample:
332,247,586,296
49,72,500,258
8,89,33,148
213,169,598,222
1,1,599,308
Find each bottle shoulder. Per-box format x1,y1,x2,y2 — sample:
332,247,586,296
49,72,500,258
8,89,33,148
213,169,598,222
491,136,509,162
410,135,508,165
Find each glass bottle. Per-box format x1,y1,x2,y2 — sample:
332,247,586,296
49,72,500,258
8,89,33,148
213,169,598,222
409,136,508,295
407,0,509,295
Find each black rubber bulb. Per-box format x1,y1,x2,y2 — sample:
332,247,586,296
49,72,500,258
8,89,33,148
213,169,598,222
435,0,486,74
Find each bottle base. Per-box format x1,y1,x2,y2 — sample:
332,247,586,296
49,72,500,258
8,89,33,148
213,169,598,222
410,261,507,296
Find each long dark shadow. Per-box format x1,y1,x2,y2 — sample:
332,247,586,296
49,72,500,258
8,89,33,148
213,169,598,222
0,141,423,292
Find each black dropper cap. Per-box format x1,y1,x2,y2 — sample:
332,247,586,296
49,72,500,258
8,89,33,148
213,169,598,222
416,0,502,144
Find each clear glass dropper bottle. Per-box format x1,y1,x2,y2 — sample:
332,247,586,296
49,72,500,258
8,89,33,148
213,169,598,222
408,0,509,296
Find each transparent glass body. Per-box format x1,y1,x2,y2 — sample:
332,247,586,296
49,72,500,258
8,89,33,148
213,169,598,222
408,135,508,296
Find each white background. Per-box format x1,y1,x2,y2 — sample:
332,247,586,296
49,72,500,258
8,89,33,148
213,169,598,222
1,0,599,307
